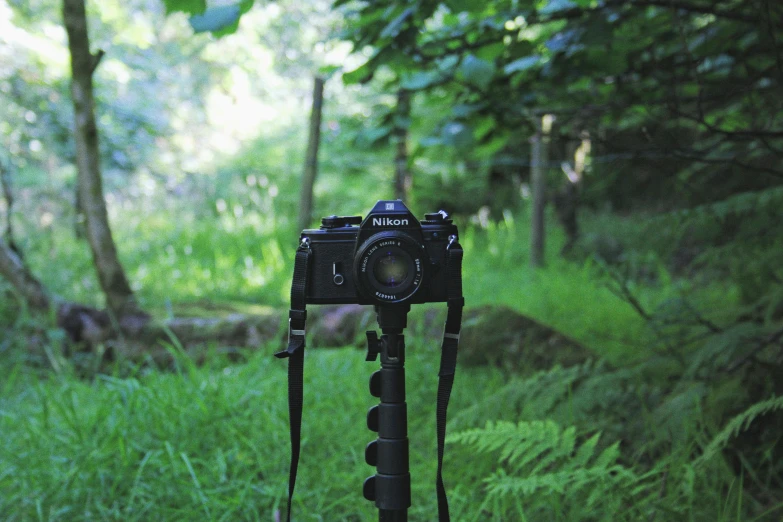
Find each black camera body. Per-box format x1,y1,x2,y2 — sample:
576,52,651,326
301,200,458,305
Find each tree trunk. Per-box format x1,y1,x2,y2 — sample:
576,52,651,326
63,0,140,319
530,115,550,268
0,159,20,255
393,89,412,201
74,186,85,239
0,237,51,311
554,139,585,255
298,76,325,232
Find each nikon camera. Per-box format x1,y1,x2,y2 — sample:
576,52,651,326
300,200,459,305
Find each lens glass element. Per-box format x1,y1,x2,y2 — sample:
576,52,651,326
373,251,409,287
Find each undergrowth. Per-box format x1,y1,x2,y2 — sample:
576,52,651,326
3,186,782,520
2,346,781,521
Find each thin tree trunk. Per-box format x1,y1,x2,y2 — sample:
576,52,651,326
0,159,20,255
74,187,85,238
0,237,51,311
63,0,140,318
298,77,324,231
554,140,582,255
393,89,412,201
530,116,550,268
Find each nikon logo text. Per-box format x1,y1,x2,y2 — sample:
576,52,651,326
373,217,409,226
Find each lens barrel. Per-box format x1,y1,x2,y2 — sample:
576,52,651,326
354,232,425,304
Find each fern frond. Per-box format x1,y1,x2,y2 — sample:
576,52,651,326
695,395,783,467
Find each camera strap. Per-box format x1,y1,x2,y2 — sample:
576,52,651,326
436,237,464,522
274,239,312,522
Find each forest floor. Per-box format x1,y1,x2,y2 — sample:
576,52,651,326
1,208,774,521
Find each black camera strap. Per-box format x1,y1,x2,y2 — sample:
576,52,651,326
274,239,312,522
274,236,463,522
436,236,463,522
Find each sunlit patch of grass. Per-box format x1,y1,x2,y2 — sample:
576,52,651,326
459,208,741,365
18,198,739,368
20,207,295,311
460,212,645,363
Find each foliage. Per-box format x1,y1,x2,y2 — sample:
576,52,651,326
449,420,641,521
162,0,255,36
695,395,783,469
337,0,783,210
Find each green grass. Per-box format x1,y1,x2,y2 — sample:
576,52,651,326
1,344,772,521
0,345,512,521
459,210,741,365
17,197,735,367
2,178,769,521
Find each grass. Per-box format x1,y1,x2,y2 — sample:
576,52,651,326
1,181,769,521
1,342,770,521
15,194,734,367
0,345,516,521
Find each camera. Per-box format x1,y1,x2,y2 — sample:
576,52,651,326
300,200,459,305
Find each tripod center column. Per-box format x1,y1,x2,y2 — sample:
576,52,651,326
363,306,411,521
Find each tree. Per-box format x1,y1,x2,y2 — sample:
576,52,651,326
337,0,783,211
530,115,550,267
0,159,19,256
299,77,325,231
0,0,278,357
393,89,412,201
63,0,141,320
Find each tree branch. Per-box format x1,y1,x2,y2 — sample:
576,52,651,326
90,49,105,75
523,0,761,25
726,326,783,372
674,110,783,140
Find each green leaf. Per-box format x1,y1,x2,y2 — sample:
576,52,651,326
342,63,374,85
400,70,442,90
539,0,577,15
318,65,341,79
436,55,460,73
476,42,506,62
239,0,254,15
379,7,414,39
458,54,496,91
440,121,473,148
504,55,541,74
472,116,496,141
451,103,485,118
189,4,241,34
474,131,510,158
445,0,486,13
162,0,206,15
358,125,393,146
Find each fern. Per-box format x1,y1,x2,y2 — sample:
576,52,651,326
694,395,783,468
450,420,642,520
450,362,596,427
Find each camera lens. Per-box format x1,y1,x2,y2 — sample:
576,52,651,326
354,231,426,304
373,251,409,287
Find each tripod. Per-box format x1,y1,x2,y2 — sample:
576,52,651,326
362,304,412,521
